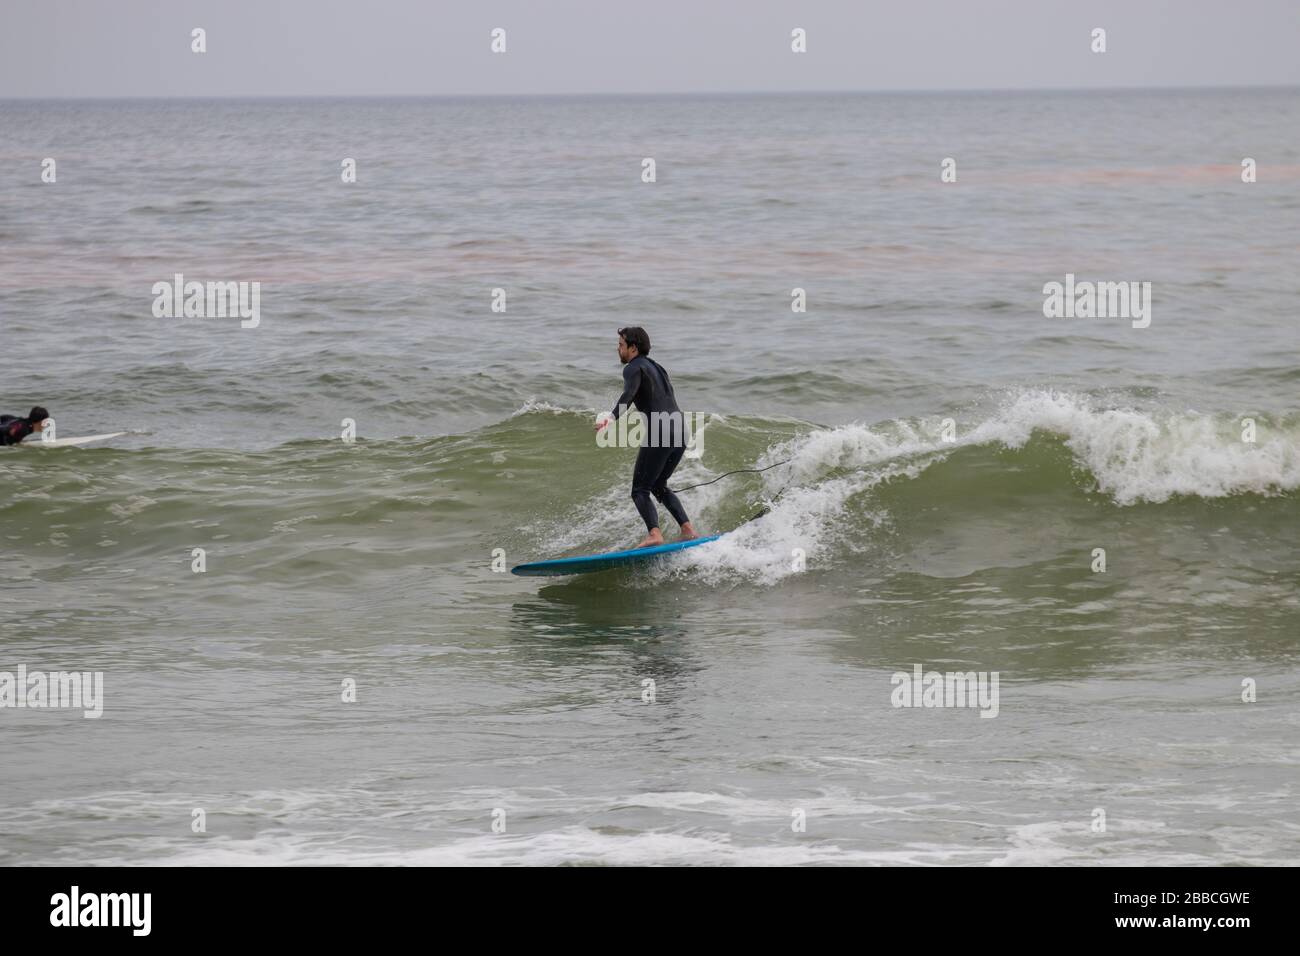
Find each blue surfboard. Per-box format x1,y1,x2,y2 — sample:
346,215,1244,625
511,534,723,577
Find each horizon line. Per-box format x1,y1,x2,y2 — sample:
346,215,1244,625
3,82,1299,102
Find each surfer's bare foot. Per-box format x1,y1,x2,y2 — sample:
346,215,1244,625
679,522,699,541
635,529,665,549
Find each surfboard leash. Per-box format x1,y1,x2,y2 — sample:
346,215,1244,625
670,458,794,525
670,457,792,494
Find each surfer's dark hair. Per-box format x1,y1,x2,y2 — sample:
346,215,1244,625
28,406,49,423
618,326,650,355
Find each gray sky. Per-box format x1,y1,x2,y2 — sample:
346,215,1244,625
3,0,1298,98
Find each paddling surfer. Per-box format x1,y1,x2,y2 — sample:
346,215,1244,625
0,406,50,445
596,328,699,549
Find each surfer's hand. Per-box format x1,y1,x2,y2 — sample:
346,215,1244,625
595,418,609,432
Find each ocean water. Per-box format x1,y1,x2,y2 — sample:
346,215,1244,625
1,90,1298,865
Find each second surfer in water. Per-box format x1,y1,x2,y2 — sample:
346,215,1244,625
0,406,50,445
596,327,699,549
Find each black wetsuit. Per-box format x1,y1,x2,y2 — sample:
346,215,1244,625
0,415,36,446
610,355,691,532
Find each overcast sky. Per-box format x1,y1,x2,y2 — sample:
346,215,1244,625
2,0,1298,98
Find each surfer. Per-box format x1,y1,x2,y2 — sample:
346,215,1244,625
596,328,699,549
0,406,50,445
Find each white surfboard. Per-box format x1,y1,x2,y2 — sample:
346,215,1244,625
27,432,127,448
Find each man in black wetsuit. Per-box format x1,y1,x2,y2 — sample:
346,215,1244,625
596,328,699,549
0,406,50,446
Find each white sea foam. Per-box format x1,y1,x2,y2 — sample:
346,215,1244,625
756,390,1298,506
983,390,1299,504
510,399,590,417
